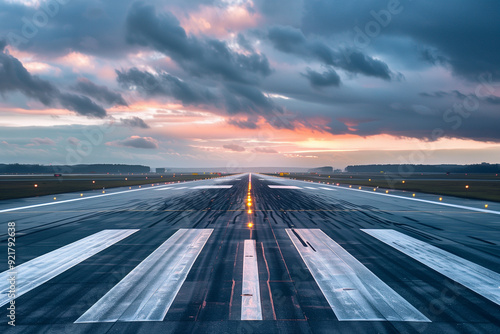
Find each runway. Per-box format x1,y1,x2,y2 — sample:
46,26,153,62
0,173,499,333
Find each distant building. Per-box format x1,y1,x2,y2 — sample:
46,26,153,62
156,168,166,173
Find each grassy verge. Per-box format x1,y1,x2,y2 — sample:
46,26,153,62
0,174,226,200
267,173,500,202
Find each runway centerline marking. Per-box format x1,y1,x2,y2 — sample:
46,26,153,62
75,228,213,323
268,185,301,189
241,240,263,321
286,229,429,322
0,229,139,307
362,229,500,306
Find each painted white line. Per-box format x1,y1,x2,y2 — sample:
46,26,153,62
0,229,139,307
319,187,337,191
153,187,173,191
191,185,233,189
286,229,429,321
171,187,188,190
241,240,262,321
362,229,500,306
0,183,179,213
304,187,318,190
76,229,213,323
268,185,301,189
295,181,500,216
0,188,147,213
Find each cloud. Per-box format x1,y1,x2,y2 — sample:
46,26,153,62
0,41,107,117
125,3,272,84
223,144,245,152
253,147,278,153
301,0,500,81
117,67,284,117
267,25,392,80
73,78,128,106
108,136,159,149
116,67,217,105
119,116,150,128
227,118,259,129
223,83,284,115
30,137,56,146
302,68,341,88
57,93,107,117
420,90,500,105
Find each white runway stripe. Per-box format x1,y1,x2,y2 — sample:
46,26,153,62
191,185,233,189
241,240,262,321
268,185,301,189
0,229,139,307
319,187,336,191
286,229,429,322
171,187,188,190
153,187,173,191
362,229,500,306
76,229,213,323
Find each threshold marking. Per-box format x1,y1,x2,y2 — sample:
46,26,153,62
286,229,429,322
0,229,139,307
362,229,500,306
76,229,213,323
241,240,262,320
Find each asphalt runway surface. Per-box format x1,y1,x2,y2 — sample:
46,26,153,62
0,173,499,333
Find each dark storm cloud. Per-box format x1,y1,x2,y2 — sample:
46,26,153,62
125,3,271,84
111,136,159,149
58,93,107,117
267,26,392,80
73,79,128,106
302,68,341,88
0,0,215,58
301,0,500,80
236,34,254,52
253,0,304,25
224,83,283,115
117,67,283,117
223,144,245,152
0,41,106,117
119,116,150,129
116,67,217,105
420,90,500,105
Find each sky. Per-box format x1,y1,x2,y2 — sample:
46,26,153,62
0,0,499,170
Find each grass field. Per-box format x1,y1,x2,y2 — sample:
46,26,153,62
269,173,500,202
0,173,226,200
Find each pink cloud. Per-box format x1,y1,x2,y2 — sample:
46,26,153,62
29,137,56,146
179,2,261,38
